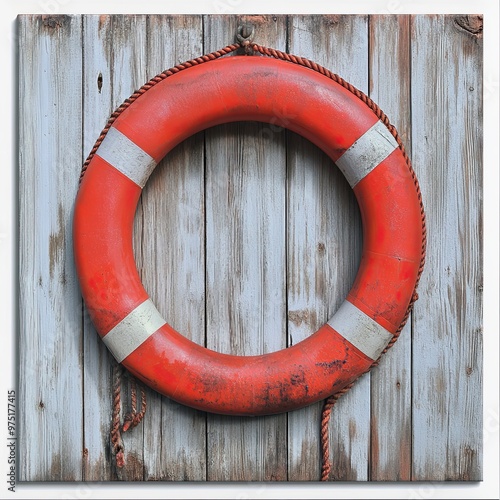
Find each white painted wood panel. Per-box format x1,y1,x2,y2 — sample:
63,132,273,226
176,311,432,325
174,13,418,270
18,14,84,481
287,15,369,481
410,14,483,481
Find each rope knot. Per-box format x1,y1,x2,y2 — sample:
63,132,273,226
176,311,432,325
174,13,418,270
111,429,125,468
115,448,125,469
122,412,145,432
122,413,135,433
111,361,147,470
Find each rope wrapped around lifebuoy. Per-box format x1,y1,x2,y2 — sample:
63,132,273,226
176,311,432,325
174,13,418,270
74,47,425,417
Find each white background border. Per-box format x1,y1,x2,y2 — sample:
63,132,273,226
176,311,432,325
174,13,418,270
1,1,498,499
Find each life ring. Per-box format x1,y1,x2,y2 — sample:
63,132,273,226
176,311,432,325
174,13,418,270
74,55,424,416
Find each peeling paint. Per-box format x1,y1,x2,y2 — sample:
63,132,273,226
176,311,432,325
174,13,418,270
288,309,317,328
48,204,65,279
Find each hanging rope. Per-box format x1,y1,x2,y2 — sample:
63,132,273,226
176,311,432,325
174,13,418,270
110,360,147,471
320,384,353,481
110,362,125,469
80,32,426,480
247,42,426,482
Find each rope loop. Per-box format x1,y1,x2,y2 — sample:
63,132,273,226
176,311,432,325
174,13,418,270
110,361,147,469
80,40,426,481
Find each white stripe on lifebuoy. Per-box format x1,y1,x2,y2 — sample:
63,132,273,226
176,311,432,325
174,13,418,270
327,300,393,360
102,299,166,362
336,120,399,188
96,127,156,188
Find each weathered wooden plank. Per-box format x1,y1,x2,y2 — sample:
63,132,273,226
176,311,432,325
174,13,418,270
368,14,412,481
18,14,84,481
110,14,150,481
287,14,369,481
83,15,152,481
204,14,289,481
411,14,483,480
140,14,207,481
86,14,151,481
82,14,117,482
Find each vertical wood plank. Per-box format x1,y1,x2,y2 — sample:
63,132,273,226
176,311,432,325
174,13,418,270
82,14,116,482
204,14,288,481
82,15,151,481
368,15,412,481
96,14,150,481
18,14,84,481
411,14,483,480
112,14,149,481
287,14,368,481
141,14,207,481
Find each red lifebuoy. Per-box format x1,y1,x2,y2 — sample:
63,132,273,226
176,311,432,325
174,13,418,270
74,55,424,416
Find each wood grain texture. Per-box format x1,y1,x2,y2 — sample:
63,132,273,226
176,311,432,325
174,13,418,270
82,14,117,482
287,15,368,481
204,14,288,481
18,14,483,482
18,14,84,481
110,14,149,481
140,14,207,482
410,14,483,481
368,15,412,481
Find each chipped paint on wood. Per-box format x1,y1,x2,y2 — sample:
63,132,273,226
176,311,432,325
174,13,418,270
18,14,483,482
